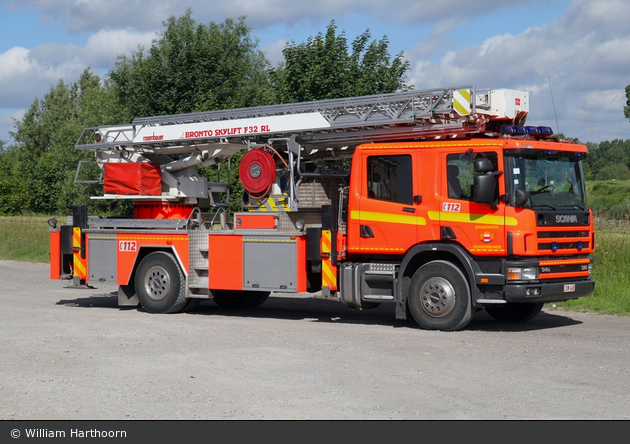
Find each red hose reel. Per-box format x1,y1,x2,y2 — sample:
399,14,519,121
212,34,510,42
239,148,277,199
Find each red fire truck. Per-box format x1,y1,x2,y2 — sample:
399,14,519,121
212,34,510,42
49,85,594,331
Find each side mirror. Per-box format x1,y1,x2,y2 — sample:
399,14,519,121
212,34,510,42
474,158,494,173
473,174,496,204
515,189,529,208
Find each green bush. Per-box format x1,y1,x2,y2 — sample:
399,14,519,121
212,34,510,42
586,180,630,220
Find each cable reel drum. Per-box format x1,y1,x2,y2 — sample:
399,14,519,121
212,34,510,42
239,148,277,200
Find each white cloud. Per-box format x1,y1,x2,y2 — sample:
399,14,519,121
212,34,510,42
1,0,628,144
262,39,288,66
479,33,513,57
408,0,630,142
0,108,26,143
5,0,555,33
0,45,82,109
0,47,31,84
0,26,154,141
84,28,155,70
0,27,154,107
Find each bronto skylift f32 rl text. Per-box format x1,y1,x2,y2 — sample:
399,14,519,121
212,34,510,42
49,85,595,331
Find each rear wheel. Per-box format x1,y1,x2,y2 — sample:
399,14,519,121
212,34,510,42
212,290,270,308
250,291,270,307
484,302,544,322
407,260,473,331
134,251,187,314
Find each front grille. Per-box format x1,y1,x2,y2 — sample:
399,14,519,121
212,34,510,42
538,231,589,238
538,241,590,251
537,229,590,252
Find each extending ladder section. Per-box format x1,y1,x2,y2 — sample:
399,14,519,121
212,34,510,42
75,86,529,157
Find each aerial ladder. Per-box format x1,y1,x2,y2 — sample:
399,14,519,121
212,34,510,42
73,85,529,217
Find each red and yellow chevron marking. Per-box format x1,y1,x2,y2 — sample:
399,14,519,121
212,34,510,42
321,230,337,291
72,227,87,280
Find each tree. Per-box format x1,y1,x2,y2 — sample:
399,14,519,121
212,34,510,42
109,11,273,118
8,68,129,215
0,141,27,215
271,20,411,103
3,14,413,216
625,85,630,120
584,139,630,181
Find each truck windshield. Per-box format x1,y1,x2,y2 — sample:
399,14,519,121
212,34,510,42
505,151,587,210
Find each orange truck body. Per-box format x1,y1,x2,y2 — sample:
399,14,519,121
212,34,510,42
50,136,594,330
48,87,594,330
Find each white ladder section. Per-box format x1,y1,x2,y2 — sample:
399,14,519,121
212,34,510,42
75,86,529,157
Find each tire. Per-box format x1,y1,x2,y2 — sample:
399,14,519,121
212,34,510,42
181,298,201,312
484,302,543,322
134,251,187,314
212,290,270,309
250,291,270,307
407,260,473,331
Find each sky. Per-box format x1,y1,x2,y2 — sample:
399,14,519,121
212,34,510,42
0,0,629,145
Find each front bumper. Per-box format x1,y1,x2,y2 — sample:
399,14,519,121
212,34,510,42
504,279,595,303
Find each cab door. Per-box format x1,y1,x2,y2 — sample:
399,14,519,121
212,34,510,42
354,151,419,254
440,151,507,256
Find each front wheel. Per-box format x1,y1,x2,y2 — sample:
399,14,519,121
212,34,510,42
134,251,187,314
484,302,543,322
407,260,473,331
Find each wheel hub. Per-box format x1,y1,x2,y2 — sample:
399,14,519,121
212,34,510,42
143,265,171,302
420,277,456,318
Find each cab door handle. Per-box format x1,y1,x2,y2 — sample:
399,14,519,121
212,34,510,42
402,207,416,214
360,225,375,238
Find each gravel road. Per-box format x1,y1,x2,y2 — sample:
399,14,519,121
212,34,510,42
1,260,628,420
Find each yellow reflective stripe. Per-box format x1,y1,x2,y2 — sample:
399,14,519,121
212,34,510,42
321,230,331,253
428,210,517,226
118,236,185,240
353,247,405,252
453,89,471,116
539,259,590,266
72,227,87,277
74,258,87,277
267,197,278,212
273,195,291,211
350,210,426,226
321,230,335,287
322,261,336,286
72,227,81,247
251,195,291,212
244,238,295,243
361,141,504,150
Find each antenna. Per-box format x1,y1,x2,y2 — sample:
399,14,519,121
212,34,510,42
548,76,560,134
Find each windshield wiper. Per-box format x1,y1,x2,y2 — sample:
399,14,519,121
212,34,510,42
557,204,585,210
531,203,557,210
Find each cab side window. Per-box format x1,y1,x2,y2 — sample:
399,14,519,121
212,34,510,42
367,155,413,205
447,152,498,200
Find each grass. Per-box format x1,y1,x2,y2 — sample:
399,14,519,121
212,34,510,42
553,218,630,315
0,215,54,263
0,213,628,316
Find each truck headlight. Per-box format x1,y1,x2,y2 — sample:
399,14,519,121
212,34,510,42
507,267,538,280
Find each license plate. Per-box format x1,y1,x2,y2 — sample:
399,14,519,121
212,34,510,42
564,284,575,293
